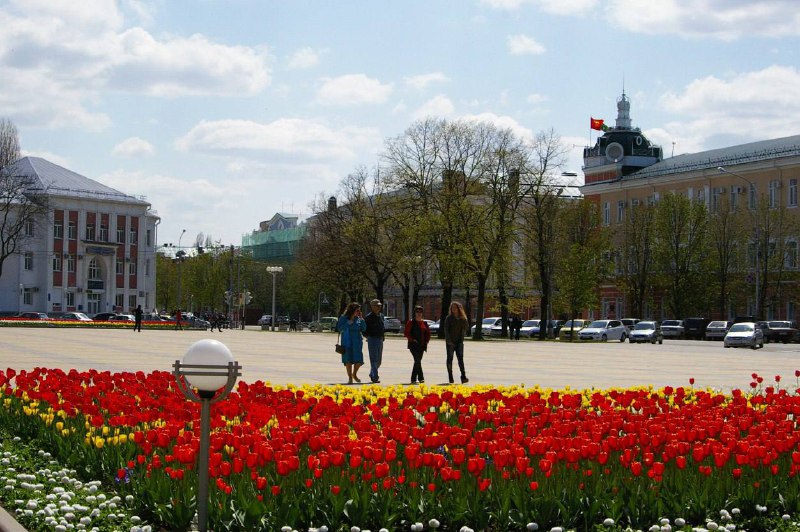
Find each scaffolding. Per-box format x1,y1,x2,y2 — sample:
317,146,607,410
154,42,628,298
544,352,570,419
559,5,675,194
241,226,306,261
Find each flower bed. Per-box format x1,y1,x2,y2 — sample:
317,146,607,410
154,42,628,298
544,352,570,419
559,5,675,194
0,318,180,330
1,368,799,531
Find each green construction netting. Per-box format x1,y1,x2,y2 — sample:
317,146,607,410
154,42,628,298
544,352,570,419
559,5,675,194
241,226,307,260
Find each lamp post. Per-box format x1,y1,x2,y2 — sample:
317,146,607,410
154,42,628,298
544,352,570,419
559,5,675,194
718,166,760,318
176,229,187,312
173,339,241,532
266,266,283,331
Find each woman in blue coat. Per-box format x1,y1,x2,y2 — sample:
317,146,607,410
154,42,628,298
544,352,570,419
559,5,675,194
337,302,367,384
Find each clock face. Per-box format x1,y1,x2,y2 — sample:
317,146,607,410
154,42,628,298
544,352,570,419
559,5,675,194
605,142,624,163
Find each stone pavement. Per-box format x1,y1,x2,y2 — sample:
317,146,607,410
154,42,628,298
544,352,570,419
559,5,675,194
2,326,799,391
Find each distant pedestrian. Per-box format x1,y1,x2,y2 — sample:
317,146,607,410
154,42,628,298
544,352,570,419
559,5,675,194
289,317,298,331
444,302,469,384
363,298,385,383
175,309,183,330
337,302,366,384
404,305,431,384
511,314,523,340
133,305,143,332
209,312,219,332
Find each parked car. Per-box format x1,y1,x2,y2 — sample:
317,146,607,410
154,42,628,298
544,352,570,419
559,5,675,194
705,320,732,340
519,319,541,338
550,320,567,337
660,319,685,339
16,312,51,320
309,316,338,332
558,319,588,341
471,317,503,336
109,314,135,322
428,320,440,334
724,322,764,349
578,319,627,342
58,312,92,322
383,316,402,333
683,317,711,340
758,320,798,344
257,314,273,326
92,312,118,322
620,318,640,332
629,321,663,344
489,318,511,337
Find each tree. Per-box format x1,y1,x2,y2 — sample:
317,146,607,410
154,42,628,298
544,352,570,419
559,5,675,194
0,118,48,279
617,201,656,318
707,198,748,318
653,193,711,318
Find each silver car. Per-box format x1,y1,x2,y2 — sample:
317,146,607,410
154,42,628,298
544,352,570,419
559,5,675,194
629,321,663,344
578,319,627,342
724,322,764,349
705,320,732,341
660,319,684,339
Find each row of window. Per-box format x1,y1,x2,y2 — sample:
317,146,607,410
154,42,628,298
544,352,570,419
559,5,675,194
53,221,141,245
21,252,151,277
603,179,799,225
23,290,142,309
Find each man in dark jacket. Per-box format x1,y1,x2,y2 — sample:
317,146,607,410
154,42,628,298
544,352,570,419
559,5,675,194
363,299,385,383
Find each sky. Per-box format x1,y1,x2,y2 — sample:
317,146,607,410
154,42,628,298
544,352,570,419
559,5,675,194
2,0,800,247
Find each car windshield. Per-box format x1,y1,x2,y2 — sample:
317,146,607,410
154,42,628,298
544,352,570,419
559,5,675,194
729,323,754,332
634,322,655,330
587,320,609,328
523,320,540,327
661,320,680,326
563,320,582,327
769,321,792,328
708,321,727,327
482,318,497,324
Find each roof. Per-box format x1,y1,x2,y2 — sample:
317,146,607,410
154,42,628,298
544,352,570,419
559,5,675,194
625,134,800,181
5,156,150,206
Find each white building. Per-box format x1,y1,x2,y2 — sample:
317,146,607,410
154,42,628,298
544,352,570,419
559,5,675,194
1,157,160,316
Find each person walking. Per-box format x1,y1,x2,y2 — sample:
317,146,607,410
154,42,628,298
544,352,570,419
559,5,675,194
363,298,385,383
208,312,218,332
511,314,523,340
444,301,469,383
404,305,431,384
133,304,143,332
174,309,183,331
337,302,366,384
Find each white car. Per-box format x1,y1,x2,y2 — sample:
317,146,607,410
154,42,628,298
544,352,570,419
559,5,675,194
629,321,663,344
58,312,92,322
578,319,627,342
724,322,764,349
471,317,502,336
519,319,541,338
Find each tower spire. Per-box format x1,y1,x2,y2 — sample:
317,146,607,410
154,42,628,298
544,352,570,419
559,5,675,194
615,91,632,130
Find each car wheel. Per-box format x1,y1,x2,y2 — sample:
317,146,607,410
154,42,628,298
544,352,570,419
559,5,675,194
751,339,758,350
658,337,663,344
601,334,607,342
651,337,656,344
620,333,626,343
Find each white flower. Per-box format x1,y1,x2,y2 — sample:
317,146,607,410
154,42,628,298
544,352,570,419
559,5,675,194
661,526,672,532
428,519,440,529
648,526,659,532
550,528,564,532
755,504,767,513
707,522,719,530
603,518,615,527
351,527,361,532
783,514,791,521
725,525,736,531
674,518,686,527
281,527,293,532
731,508,741,515
527,524,539,531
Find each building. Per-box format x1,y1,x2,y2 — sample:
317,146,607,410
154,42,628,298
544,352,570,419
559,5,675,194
241,212,306,262
1,157,160,316
580,93,800,320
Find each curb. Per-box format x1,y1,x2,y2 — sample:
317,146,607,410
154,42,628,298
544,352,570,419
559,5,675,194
0,505,26,532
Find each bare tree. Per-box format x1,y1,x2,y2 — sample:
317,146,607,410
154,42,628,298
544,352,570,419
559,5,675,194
617,202,656,319
0,118,48,279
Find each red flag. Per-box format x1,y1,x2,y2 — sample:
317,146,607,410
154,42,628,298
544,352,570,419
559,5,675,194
590,117,605,131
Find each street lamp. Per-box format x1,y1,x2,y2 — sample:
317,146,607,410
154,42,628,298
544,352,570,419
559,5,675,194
266,266,283,331
173,339,241,532
718,166,761,318
176,229,187,312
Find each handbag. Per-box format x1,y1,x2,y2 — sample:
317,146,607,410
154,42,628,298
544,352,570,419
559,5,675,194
335,330,346,354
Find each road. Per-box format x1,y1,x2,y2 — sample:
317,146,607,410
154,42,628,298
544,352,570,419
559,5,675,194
1,327,798,391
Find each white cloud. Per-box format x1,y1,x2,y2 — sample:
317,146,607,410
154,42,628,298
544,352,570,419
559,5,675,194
507,34,546,56
412,95,456,120
19,150,72,169
480,0,597,15
606,0,800,40
112,137,155,158
287,46,324,69
460,112,535,144
658,65,800,145
316,74,393,106
526,93,548,105
175,118,381,162
404,72,450,90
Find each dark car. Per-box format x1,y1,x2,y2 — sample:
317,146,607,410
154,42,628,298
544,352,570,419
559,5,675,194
92,312,118,321
16,312,51,320
683,317,711,340
758,320,798,344
705,320,732,341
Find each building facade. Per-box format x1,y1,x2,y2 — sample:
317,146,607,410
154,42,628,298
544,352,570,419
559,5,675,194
1,157,160,316
580,93,800,320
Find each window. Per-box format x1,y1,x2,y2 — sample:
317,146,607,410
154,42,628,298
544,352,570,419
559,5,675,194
85,224,95,241
712,188,723,212
23,289,32,306
769,180,779,208
695,188,705,205
24,252,33,270
129,230,137,244
52,254,62,272
786,240,798,269
99,224,108,242
24,220,34,236
730,186,739,211
128,261,136,276
748,242,756,268
617,200,625,223
65,291,75,307
116,258,124,275
117,227,125,243
88,258,100,279
749,184,757,210
115,293,124,310
129,295,137,310
54,221,63,239
67,255,76,273
144,259,151,277
789,179,797,207
146,229,152,247
603,202,610,226
68,221,77,240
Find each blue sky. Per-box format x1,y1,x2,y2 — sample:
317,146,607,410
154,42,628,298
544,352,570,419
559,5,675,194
2,0,799,246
